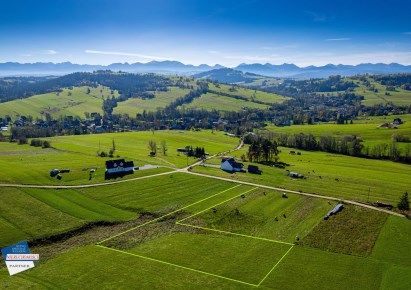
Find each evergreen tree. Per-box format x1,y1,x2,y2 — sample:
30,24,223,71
398,192,410,211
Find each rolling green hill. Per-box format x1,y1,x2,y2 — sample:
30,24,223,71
0,85,118,119
208,83,289,104
266,113,411,148
182,92,269,111
114,86,192,115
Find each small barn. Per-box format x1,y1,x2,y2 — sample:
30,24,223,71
288,172,304,179
247,165,262,174
221,157,244,172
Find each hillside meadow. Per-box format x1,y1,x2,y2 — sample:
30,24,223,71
0,85,118,120
182,92,269,111
352,77,411,106
114,86,192,115
208,83,289,104
266,113,411,149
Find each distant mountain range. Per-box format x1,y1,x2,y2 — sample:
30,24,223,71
1,61,411,79
0,61,223,76
234,63,411,78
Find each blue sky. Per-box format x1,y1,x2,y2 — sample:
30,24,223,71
1,0,411,66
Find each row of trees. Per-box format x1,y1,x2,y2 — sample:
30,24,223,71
275,132,411,163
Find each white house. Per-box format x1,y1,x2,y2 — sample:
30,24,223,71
221,157,244,172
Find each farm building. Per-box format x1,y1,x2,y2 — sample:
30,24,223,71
105,159,134,179
247,165,262,174
288,172,304,179
221,157,244,172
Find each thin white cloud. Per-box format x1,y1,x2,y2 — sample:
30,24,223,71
325,38,352,41
21,54,32,57
43,50,57,55
403,32,411,35
85,50,173,61
207,50,221,54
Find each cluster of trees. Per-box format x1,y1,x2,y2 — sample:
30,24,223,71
185,146,206,158
372,74,411,90
246,135,279,163
0,76,52,102
30,139,51,148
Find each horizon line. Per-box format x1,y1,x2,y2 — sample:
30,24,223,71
0,60,409,69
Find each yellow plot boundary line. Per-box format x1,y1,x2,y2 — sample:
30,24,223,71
96,245,259,287
96,184,294,287
97,184,242,244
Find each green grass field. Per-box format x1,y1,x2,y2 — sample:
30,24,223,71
196,146,411,205
114,86,192,115
0,85,118,119
315,77,411,106
352,78,411,106
266,113,411,149
208,83,289,104
181,188,333,243
0,128,410,288
0,130,239,185
0,186,137,248
0,171,410,289
182,92,269,111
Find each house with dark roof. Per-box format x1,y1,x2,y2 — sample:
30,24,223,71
105,159,134,179
221,157,244,172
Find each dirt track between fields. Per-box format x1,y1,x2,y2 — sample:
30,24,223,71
0,138,405,217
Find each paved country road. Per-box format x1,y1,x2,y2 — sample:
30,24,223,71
0,138,405,218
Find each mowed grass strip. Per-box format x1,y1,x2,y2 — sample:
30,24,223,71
0,187,84,247
80,173,235,214
22,188,136,221
183,188,333,243
300,205,388,256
